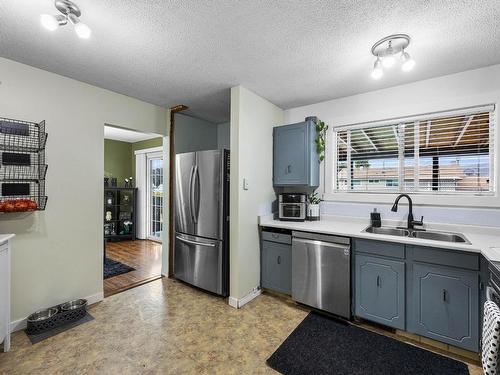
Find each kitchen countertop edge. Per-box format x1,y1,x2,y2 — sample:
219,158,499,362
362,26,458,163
259,215,500,263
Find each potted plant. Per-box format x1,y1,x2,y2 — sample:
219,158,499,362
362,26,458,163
307,192,321,221
314,119,328,162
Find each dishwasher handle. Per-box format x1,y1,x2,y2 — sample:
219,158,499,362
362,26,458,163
292,231,350,246
292,237,350,253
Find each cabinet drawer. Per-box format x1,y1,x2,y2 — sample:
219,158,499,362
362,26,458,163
262,231,291,245
354,239,405,259
409,245,479,270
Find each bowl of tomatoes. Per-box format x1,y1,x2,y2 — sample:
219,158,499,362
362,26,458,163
0,199,38,213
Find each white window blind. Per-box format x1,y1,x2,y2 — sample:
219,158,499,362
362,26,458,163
334,106,495,195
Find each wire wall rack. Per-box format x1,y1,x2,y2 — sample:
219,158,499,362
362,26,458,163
0,117,48,212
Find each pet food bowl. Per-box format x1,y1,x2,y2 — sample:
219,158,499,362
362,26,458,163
60,299,87,311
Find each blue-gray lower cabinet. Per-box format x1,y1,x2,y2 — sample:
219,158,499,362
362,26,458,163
261,240,292,294
409,263,479,351
355,255,405,329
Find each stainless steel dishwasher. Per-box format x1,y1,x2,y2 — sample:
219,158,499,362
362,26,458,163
292,231,351,319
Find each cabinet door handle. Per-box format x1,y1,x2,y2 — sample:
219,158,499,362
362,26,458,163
272,233,279,239
277,256,281,264
442,289,447,302
376,275,381,287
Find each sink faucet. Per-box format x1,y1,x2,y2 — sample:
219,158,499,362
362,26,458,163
391,194,424,230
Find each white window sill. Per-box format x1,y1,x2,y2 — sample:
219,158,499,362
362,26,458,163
322,191,500,208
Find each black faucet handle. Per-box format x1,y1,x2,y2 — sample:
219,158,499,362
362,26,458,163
413,216,424,226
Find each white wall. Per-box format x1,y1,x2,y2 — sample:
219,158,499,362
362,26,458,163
174,113,217,154
0,58,169,323
217,122,230,149
229,86,283,301
283,64,500,219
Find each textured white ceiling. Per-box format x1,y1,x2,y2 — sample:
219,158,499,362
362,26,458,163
104,125,159,143
1,1,500,123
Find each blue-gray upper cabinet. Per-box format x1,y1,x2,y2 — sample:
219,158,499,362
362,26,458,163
273,117,319,187
410,263,479,351
355,255,405,329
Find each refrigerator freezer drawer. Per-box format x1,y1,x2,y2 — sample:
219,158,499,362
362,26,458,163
174,233,223,295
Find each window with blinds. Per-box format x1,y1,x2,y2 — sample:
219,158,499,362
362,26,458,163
334,106,495,194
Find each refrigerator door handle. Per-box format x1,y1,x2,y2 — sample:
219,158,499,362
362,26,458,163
193,164,200,224
189,165,196,223
175,235,216,247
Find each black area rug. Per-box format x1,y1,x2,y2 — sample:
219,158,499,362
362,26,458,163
104,257,135,279
26,313,94,344
267,312,469,375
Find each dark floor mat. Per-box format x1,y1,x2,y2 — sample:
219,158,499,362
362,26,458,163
104,257,135,279
26,313,94,344
267,311,469,375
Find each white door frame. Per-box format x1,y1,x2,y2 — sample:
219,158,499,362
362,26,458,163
135,142,169,277
146,151,163,242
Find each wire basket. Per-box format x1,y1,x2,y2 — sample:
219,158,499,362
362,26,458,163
0,181,47,212
0,118,47,151
0,116,47,211
0,150,47,180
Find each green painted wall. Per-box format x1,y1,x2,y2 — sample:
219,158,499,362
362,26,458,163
105,137,164,185
131,137,163,177
104,139,133,184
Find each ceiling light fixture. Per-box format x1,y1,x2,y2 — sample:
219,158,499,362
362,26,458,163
40,0,91,39
370,34,414,79
371,56,383,80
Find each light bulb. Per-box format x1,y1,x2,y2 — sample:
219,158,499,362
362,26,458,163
40,14,59,31
371,57,383,80
74,22,91,39
401,51,415,72
382,55,395,68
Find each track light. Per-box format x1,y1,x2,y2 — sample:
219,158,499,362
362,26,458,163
370,34,415,79
371,57,383,80
40,0,91,39
401,50,415,72
68,13,91,39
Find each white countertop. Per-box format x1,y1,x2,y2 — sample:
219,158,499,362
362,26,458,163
259,215,500,263
0,234,15,243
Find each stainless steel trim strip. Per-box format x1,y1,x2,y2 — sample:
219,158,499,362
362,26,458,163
175,235,216,247
292,236,350,250
292,231,350,245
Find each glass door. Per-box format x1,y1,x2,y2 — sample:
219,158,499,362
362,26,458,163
147,153,163,241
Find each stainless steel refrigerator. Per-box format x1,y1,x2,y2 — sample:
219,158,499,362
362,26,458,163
174,149,230,296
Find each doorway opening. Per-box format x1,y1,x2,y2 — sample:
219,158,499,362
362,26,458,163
168,108,231,296
103,125,165,297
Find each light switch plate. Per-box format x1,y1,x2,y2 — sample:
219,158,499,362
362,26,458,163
243,178,249,190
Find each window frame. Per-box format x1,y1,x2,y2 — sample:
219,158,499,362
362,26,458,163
324,104,497,207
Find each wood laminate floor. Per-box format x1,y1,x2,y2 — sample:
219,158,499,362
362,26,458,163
104,240,162,297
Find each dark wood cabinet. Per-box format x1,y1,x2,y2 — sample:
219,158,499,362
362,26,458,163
104,187,137,241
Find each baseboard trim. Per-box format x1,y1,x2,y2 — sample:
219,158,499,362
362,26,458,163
10,291,104,333
228,288,262,309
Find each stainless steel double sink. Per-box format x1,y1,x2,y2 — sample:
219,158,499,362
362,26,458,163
363,226,471,244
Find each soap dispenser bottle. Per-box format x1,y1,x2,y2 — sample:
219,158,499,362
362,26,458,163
370,208,381,227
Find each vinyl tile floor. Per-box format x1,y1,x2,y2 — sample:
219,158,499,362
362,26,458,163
0,278,482,374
